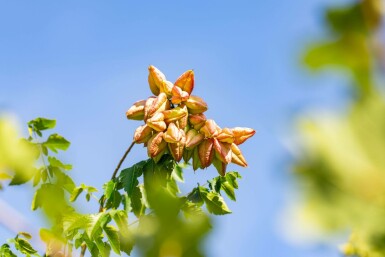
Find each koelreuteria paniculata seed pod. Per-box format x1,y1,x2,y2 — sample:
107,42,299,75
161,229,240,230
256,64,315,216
126,65,255,175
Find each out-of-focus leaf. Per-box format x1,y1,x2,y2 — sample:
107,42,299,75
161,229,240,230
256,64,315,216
43,134,70,153
48,156,72,170
28,118,56,132
104,225,120,255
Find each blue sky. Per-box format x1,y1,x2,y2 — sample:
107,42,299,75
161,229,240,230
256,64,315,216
0,1,351,256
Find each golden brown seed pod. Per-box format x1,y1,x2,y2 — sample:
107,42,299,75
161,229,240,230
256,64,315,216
163,106,188,124
146,113,167,132
171,86,190,105
163,122,182,143
230,143,247,167
216,128,235,144
200,119,219,138
144,97,156,122
198,138,214,168
147,132,167,159
213,138,232,164
148,65,166,96
231,127,256,145
133,124,153,143
146,92,169,119
159,80,174,97
174,70,194,95
188,113,207,130
126,99,146,120
185,96,208,114
185,129,204,150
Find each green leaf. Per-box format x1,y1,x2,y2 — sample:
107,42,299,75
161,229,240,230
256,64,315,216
131,186,146,217
104,225,121,255
87,213,111,239
53,169,75,193
70,187,84,202
28,118,56,133
43,133,70,153
0,173,11,180
9,167,37,186
199,187,231,215
48,156,72,170
120,160,147,197
14,238,37,255
32,170,41,187
63,213,95,234
172,164,184,182
103,180,116,200
0,244,17,257
94,238,111,257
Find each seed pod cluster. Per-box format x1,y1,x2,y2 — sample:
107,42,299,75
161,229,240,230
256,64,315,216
126,65,255,175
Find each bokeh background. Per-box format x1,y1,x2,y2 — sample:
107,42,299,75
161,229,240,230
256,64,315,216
0,0,375,256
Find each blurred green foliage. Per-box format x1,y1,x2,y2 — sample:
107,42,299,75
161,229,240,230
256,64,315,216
296,0,385,256
0,115,243,257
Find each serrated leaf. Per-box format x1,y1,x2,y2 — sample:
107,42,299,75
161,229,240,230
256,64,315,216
220,181,236,201
63,213,94,233
104,225,120,255
53,169,75,193
172,164,184,182
32,170,41,187
120,160,147,197
70,187,84,202
131,186,146,217
48,156,72,170
103,180,116,200
88,213,111,239
15,238,37,255
167,177,180,196
0,244,17,257
95,238,111,257
43,133,70,153
199,187,231,215
225,172,241,189
28,118,56,132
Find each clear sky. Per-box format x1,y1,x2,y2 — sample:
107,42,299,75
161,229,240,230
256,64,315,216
0,1,351,256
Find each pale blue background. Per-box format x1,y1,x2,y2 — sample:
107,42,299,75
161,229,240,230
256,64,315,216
0,0,351,256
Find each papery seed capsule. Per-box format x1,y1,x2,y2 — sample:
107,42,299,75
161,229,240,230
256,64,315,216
216,128,234,144
171,86,190,105
163,122,182,143
200,120,219,138
159,80,174,97
183,149,193,163
213,138,232,164
230,143,247,167
126,100,146,120
147,92,169,118
147,132,167,159
174,70,194,95
198,138,214,168
212,156,227,176
188,113,206,130
147,113,167,132
185,129,204,150
192,147,202,171
133,124,153,143
144,97,156,122
231,127,256,145
163,106,188,124
185,96,208,114
177,111,188,129
148,65,166,96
